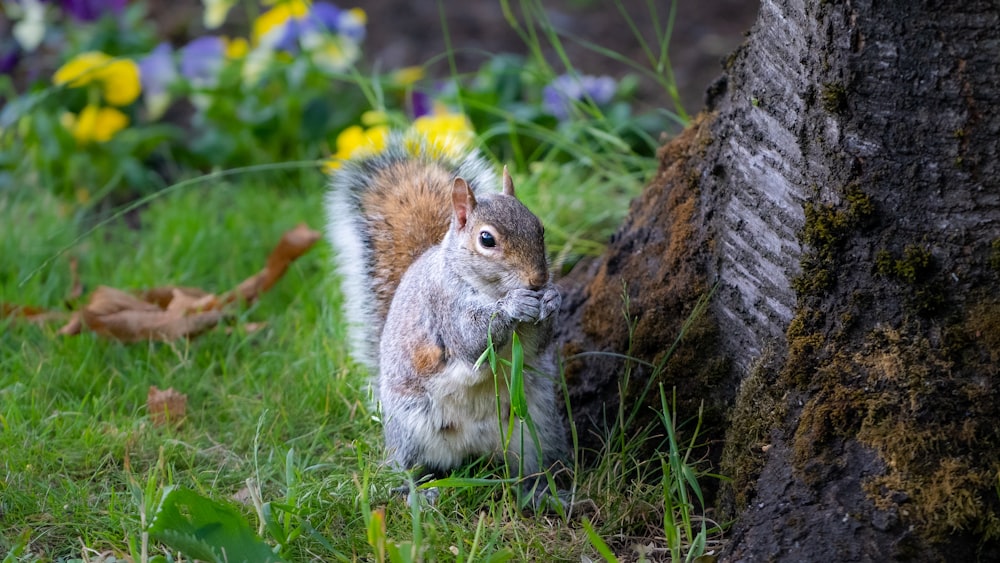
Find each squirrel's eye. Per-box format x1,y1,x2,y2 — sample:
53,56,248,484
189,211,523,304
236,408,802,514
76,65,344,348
478,231,496,248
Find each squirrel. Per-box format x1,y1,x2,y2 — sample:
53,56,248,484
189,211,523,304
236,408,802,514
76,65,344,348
325,134,568,503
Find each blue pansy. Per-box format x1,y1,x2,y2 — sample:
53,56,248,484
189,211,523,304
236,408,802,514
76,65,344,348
138,42,177,118
543,74,617,120
180,36,225,87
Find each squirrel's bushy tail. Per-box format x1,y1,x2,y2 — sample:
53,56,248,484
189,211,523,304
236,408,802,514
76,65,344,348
324,135,496,370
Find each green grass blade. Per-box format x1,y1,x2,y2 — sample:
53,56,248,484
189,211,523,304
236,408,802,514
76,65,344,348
420,476,516,489
582,517,619,563
510,331,527,418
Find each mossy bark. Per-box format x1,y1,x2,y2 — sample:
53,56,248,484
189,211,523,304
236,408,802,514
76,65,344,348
557,0,1000,559
556,113,723,450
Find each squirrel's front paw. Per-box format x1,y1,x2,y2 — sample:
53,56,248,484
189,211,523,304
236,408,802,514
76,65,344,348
501,288,542,323
538,285,561,321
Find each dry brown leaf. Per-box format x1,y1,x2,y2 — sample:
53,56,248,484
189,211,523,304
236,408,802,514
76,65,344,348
81,286,225,342
78,225,319,342
140,286,212,309
231,484,254,505
1,303,70,324
147,385,187,426
14,224,319,342
164,288,219,314
223,223,321,306
3,257,79,327
58,312,83,335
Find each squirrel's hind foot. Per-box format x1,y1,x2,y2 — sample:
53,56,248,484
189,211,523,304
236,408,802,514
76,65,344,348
392,482,440,507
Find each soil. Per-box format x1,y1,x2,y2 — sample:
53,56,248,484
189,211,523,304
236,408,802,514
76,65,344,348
359,0,759,115
3,0,758,131
140,0,760,117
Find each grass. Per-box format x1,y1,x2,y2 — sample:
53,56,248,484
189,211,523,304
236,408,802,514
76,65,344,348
2,162,722,561
1,1,726,560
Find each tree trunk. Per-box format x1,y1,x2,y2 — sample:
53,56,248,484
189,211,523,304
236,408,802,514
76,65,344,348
557,0,1000,559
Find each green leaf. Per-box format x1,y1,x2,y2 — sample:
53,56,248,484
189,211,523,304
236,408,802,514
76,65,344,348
581,517,619,563
2,528,30,562
687,520,708,562
682,463,705,508
474,345,492,371
476,319,499,372
0,90,49,129
419,476,515,489
149,486,284,563
484,550,517,563
387,541,416,563
510,332,527,418
262,501,287,545
661,458,680,550
583,125,632,152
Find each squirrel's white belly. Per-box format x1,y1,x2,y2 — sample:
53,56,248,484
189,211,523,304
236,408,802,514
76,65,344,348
417,360,511,464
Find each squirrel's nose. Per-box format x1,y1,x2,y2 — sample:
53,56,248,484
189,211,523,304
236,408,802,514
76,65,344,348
527,274,547,290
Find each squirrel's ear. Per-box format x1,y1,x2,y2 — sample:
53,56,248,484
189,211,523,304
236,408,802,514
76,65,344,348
452,177,476,230
502,165,515,197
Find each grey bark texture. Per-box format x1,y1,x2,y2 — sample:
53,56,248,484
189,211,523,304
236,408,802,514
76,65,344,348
557,0,1000,560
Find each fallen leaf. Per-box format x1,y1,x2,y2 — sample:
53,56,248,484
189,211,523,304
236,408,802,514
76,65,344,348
231,485,254,505
3,257,81,326
147,385,187,426
14,224,318,342
140,286,211,309
1,303,70,324
81,286,225,342
223,223,321,306
58,312,83,335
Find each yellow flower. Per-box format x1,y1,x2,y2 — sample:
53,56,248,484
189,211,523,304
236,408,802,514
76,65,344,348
223,36,250,59
393,66,425,87
324,109,475,172
53,52,110,86
409,112,475,160
53,51,141,106
347,7,367,25
252,0,309,46
202,0,238,29
324,124,389,171
60,105,129,144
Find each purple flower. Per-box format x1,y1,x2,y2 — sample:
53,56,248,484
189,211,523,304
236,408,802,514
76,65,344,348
0,44,21,75
410,90,432,119
307,3,341,33
56,0,127,22
277,3,353,54
139,42,176,96
582,75,617,104
180,36,224,87
336,8,365,43
275,18,304,53
542,74,617,120
138,42,176,118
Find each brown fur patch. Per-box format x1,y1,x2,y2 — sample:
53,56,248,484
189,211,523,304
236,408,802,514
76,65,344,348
361,160,455,319
412,342,445,376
